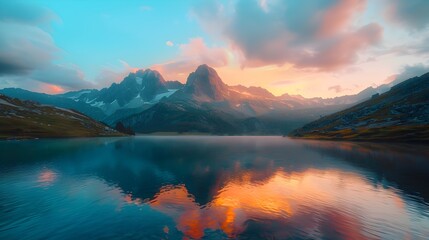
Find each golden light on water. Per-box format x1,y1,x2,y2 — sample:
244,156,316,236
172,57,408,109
116,168,413,239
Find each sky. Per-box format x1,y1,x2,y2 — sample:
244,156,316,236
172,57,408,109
0,0,429,98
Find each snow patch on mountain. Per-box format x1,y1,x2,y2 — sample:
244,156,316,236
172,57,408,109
69,90,91,99
152,89,178,102
136,77,143,85
91,101,105,108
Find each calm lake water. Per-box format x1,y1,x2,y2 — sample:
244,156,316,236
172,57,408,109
1,136,429,240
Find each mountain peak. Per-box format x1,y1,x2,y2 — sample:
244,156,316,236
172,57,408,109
195,64,211,72
183,64,228,101
136,69,164,80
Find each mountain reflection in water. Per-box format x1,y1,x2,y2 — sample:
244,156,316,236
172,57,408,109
1,136,428,239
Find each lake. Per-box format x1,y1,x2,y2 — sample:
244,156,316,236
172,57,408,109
1,136,429,239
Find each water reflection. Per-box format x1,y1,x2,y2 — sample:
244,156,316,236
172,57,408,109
37,169,57,187
1,136,429,239
142,170,415,239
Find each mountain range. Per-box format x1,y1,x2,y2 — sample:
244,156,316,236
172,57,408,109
290,72,429,142
0,94,123,139
0,64,392,135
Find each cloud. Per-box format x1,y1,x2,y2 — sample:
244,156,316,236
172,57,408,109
296,23,383,70
0,0,60,83
390,64,429,85
385,0,429,29
0,22,58,75
382,35,429,57
0,1,92,92
166,41,174,47
0,75,63,94
41,83,64,94
0,64,95,93
318,0,366,37
0,0,56,25
328,85,349,93
151,38,230,80
31,64,94,90
0,0,59,76
192,0,382,71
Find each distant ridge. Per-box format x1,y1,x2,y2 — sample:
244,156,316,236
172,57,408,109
290,72,429,142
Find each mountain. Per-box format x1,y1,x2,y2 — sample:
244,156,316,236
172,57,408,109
165,80,184,89
183,64,228,100
230,85,275,99
278,86,384,108
0,70,183,125
0,94,124,139
0,88,107,120
62,69,178,116
117,65,351,134
167,65,350,116
290,73,429,142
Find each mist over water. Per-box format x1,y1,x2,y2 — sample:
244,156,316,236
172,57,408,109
1,136,429,239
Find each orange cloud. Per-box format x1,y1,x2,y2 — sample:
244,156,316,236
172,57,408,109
42,83,64,94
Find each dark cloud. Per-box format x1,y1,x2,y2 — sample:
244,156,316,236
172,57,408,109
193,0,380,70
0,1,58,76
386,0,429,29
0,23,58,76
0,1,89,91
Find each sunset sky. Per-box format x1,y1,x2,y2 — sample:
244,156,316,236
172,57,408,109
1,0,428,97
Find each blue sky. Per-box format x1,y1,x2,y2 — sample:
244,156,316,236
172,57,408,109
46,1,210,77
1,0,429,97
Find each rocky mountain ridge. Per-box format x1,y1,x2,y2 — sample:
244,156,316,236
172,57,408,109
290,72,429,142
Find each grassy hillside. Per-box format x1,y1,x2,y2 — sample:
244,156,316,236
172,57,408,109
290,73,429,142
0,94,125,139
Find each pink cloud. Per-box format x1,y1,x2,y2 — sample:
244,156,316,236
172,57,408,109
299,23,383,70
151,38,230,81
193,0,381,71
318,0,367,37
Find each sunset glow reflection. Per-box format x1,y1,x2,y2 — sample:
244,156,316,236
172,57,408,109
124,169,414,239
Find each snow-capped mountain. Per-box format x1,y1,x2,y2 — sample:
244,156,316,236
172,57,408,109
65,69,179,115
117,65,359,134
